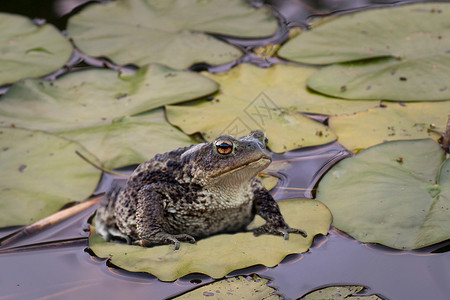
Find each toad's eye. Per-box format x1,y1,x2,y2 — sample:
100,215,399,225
215,140,233,155
264,136,269,147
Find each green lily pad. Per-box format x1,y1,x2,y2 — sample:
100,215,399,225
317,139,450,250
0,65,217,168
278,3,450,101
89,198,332,281
67,0,278,69
174,275,281,299
0,127,101,227
60,110,196,170
0,13,73,86
301,285,383,300
329,101,450,152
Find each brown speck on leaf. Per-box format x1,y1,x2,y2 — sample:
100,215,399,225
116,93,128,100
316,130,323,137
10,123,16,128
391,69,397,75
18,164,27,172
340,85,347,92
3,147,8,151
399,77,407,81
101,117,107,121
396,157,403,164
366,85,371,90
439,87,447,92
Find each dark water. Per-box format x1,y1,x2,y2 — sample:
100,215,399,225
1,0,450,299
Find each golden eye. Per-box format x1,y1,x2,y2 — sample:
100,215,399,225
215,140,233,155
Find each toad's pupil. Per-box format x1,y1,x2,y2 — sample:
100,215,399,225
216,140,233,154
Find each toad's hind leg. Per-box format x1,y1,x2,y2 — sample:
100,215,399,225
135,184,196,250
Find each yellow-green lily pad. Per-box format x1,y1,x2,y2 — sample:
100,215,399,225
279,3,450,101
329,101,450,152
301,285,383,300
89,199,332,281
67,0,278,69
0,13,73,86
0,65,217,168
0,127,101,227
201,63,378,116
174,275,281,299
317,139,450,250
166,64,374,152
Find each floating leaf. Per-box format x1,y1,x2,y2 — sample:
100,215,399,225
174,275,281,299
301,285,383,300
329,101,450,152
166,64,363,152
89,199,332,281
0,127,101,227
201,63,378,115
278,3,450,101
317,139,450,250
61,110,196,170
67,0,278,69
0,65,217,168
0,13,73,86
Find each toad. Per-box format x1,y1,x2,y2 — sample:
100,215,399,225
96,130,307,250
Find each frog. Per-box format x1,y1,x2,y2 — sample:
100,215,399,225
95,130,307,250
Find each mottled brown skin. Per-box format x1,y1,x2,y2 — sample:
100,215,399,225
96,130,307,250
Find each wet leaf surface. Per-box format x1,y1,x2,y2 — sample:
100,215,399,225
0,13,72,85
300,285,383,300
67,0,278,69
0,127,101,227
329,101,450,152
89,199,332,281
279,3,450,101
174,275,281,299
317,139,450,250
0,65,217,168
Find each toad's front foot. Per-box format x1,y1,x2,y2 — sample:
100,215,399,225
252,224,307,240
135,232,196,250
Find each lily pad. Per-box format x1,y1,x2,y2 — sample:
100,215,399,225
174,275,281,299
67,0,278,69
317,139,450,250
0,13,73,86
301,285,383,300
89,198,332,281
0,127,101,227
0,65,217,168
329,101,450,152
201,63,378,116
166,64,365,152
60,110,196,170
278,3,450,101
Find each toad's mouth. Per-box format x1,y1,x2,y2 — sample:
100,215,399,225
210,157,272,179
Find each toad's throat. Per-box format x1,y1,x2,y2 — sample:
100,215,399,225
210,157,272,179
